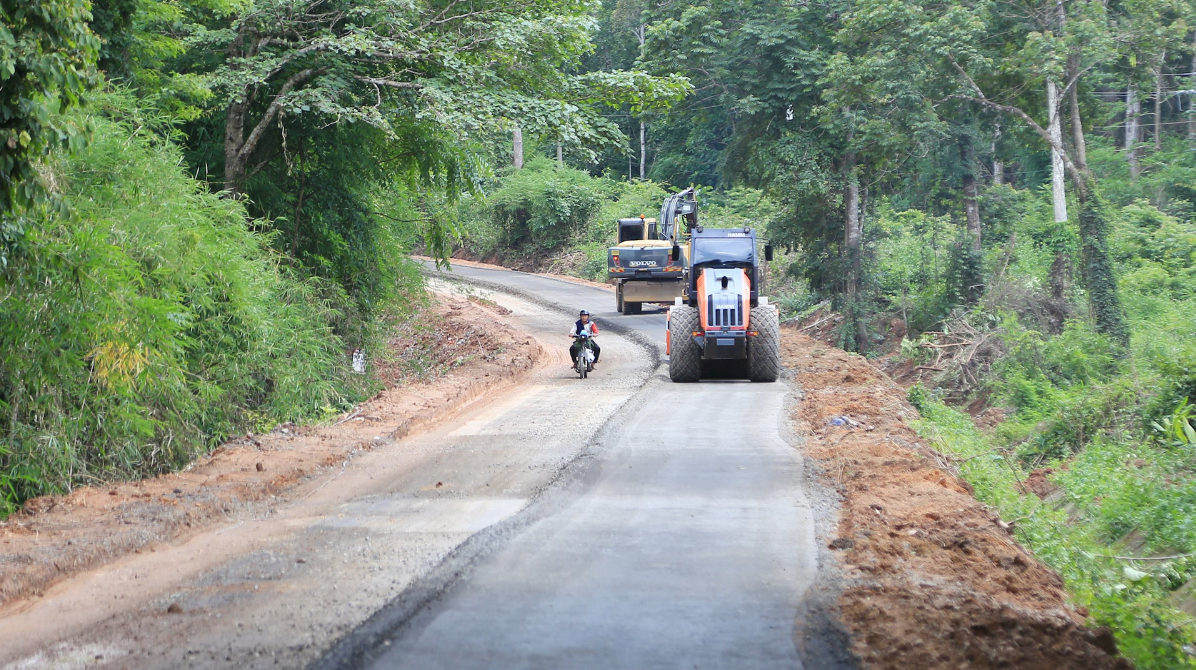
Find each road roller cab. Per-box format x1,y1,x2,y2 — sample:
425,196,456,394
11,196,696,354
666,227,780,383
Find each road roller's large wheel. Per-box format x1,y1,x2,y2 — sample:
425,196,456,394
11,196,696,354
668,305,702,383
616,284,624,313
747,305,781,382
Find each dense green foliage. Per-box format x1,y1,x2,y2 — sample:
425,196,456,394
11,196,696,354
0,93,353,514
456,157,776,280
482,157,623,252
882,173,1196,664
0,0,99,265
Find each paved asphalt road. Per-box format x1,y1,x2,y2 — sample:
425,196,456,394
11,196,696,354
318,264,830,670
431,262,673,352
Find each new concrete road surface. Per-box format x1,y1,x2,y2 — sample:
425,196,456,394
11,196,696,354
317,264,841,670
0,263,845,670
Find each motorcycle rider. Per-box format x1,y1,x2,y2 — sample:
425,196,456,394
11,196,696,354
570,309,601,367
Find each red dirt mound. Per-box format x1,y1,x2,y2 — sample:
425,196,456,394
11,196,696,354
782,327,1131,669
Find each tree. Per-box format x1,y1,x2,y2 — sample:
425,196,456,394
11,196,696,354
611,0,648,179
0,0,99,265
199,0,686,198
130,0,690,319
833,0,1131,344
1111,0,1192,180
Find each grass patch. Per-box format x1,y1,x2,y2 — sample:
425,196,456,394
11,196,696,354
910,389,1196,669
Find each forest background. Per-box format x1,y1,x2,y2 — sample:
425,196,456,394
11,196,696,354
5,0,1196,666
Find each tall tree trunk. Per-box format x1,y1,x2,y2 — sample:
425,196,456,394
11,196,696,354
1051,52,1088,316
1046,4,1073,311
224,99,248,195
959,137,981,251
222,53,318,198
1047,80,1068,223
222,31,251,196
1057,58,1129,345
1048,251,1070,298
292,140,306,257
841,104,867,353
1046,245,1071,335
991,121,1004,185
512,124,524,170
1126,88,1141,179
1055,0,1089,175
627,117,634,181
635,24,648,183
843,153,867,354
1155,54,1165,151
1067,53,1088,171
292,181,304,257
844,158,860,294
639,121,647,180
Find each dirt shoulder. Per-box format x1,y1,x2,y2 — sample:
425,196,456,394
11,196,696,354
781,326,1131,669
0,294,541,610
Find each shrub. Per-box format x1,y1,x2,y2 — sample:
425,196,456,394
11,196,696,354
872,206,954,331
1121,263,1173,297
486,157,620,251
0,93,351,514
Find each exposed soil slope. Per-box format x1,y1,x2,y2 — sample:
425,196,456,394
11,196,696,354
782,326,1131,669
0,295,540,610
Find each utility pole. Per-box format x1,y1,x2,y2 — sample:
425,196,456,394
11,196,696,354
959,137,981,251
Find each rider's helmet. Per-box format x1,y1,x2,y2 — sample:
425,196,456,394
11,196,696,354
579,309,590,316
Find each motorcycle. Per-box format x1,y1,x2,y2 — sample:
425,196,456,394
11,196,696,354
573,333,595,379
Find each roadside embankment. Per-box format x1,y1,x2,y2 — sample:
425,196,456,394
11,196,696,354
0,294,540,610
782,325,1132,669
